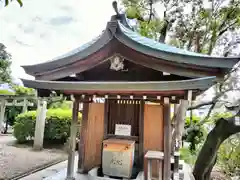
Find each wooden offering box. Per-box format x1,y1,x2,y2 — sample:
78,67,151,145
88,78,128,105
102,139,135,178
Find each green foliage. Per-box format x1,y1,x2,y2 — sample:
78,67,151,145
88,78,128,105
183,116,206,153
180,147,198,165
0,89,14,95
4,0,23,7
0,43,12,83
217,134,240,176
121,0,240,55
122,0,163,40
49,100,72,110
210,112,233,123
12,85,36,96
138,19,162,40
13,108,82,143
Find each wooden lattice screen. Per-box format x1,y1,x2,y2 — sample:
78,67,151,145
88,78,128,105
107,99,140,136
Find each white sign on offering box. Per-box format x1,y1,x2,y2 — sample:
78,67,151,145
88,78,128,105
115,124,131,136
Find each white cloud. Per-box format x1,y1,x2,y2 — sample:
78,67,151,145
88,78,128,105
0,0,115,79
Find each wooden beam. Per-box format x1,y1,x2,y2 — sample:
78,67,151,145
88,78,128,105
78,102,89,173
66,96,80,180
163,97,171,180
106,134,139,142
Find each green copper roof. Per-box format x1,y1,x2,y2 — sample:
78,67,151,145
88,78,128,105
118,22,210,57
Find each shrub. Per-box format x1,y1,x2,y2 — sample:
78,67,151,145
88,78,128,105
13,108,81,143
217,134,240,177
183,116,207,153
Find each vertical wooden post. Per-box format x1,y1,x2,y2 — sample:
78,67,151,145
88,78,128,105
139,100,144,168
78,101,89,174
104,99,109,139
0,100,6,133
173,152,180,180
66,96,80,180
147,159,152,180
33,99,47,150
163,97,171,180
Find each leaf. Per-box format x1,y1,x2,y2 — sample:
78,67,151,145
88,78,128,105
4,0,23,7
17,0,23,7
4,0,9,6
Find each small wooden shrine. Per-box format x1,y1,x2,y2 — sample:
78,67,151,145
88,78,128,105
21,2,239,180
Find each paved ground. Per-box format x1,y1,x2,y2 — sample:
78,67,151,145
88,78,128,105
0,134,16,144
20,155,89,180
20,155,193,180
0,135,67,180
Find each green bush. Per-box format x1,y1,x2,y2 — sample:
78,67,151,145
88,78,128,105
183,116,207,153
13,108,81,143
217,134,240,176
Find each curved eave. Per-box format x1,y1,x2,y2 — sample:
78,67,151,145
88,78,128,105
21,30,113,76
21,77,216,93
116,22,239,69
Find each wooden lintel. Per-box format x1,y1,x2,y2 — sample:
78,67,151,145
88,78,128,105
106,134,139,142
65,93,186,103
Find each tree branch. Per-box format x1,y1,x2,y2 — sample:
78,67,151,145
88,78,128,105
218,19,239,37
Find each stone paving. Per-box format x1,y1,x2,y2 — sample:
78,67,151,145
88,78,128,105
20,154,193,180
0,135,67,180
20,155,89,180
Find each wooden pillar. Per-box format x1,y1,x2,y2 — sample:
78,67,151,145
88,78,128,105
78,101,89,174
0,100,6,133
66,96,80,180
139,100,144,168
33,99,47,150
104,99,109,139
163,97,171,180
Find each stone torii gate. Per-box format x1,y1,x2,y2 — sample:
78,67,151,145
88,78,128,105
0,95,35,133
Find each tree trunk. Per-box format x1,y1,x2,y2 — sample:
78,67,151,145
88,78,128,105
159,18,168,43
193,118,240,180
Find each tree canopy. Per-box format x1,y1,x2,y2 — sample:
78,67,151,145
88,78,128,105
121,0,240,55
0,43,12,83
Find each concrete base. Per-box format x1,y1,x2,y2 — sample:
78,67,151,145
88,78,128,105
88,167,144,180
65,177,75,180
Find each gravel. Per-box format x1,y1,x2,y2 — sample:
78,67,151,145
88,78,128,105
0,140,67,180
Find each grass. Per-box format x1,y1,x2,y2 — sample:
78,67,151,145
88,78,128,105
180,147,198,165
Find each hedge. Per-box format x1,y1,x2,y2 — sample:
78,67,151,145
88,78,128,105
13,108,82,143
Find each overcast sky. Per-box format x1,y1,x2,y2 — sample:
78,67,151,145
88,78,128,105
0,0,116,79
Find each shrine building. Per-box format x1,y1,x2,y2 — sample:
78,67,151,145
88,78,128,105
21,3,239,180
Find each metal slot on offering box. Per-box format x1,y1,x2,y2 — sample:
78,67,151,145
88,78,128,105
102,139,135,178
